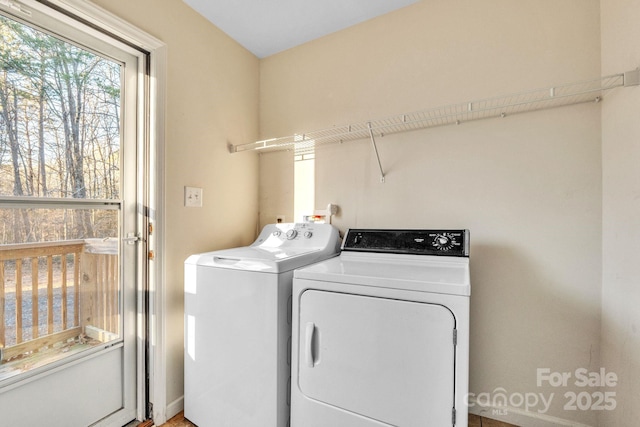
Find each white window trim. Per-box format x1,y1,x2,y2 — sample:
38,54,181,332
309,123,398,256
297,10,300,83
28,0,169,423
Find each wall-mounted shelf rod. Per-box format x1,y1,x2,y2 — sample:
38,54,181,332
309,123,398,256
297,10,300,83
229,69,639,156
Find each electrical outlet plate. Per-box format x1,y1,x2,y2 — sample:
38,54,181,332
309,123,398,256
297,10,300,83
185,186,203,207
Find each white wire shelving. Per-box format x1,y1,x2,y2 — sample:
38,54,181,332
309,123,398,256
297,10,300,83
228,69,640,182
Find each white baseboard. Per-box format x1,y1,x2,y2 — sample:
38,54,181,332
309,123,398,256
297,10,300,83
469,397,595,427
166,396,184,421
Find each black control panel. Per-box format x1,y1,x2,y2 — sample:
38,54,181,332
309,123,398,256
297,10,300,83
341,229,469,257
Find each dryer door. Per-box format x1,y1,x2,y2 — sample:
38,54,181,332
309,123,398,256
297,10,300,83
297,290,456,427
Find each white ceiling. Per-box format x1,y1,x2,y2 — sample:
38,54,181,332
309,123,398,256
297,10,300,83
182,0,419,58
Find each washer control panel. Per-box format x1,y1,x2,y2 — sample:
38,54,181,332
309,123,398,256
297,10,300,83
254,223,338,250
342,229,469,257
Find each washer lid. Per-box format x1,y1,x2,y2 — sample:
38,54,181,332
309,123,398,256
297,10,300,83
185,223,341,273
294,251,470,296
188,246,330,273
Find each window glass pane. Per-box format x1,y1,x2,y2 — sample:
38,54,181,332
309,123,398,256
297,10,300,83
0,207,120,381
294,153,315,222
0,13,121,200
0,7,134,386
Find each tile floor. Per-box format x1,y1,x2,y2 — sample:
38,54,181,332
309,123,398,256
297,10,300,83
156,411,520,427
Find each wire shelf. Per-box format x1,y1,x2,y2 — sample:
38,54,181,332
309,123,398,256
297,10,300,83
230,72,633,155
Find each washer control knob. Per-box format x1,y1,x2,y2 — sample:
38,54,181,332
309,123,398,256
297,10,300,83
286,229,298,240
272,230,281,237
304,231,313,239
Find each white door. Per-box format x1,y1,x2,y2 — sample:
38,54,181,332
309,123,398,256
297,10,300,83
0,2,144,425
297,290,456,427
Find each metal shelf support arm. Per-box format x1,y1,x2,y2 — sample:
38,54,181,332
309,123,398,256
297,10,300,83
367,122,386,183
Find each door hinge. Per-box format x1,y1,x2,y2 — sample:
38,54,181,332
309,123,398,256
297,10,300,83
453,329,458,346
148,222,154,235
452,407,456,425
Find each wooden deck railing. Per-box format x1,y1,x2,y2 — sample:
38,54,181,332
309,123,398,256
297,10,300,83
0,239,119,362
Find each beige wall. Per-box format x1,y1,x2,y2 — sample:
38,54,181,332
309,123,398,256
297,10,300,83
81,0,640,425
601,0,640,425
260,0,603,424
90,0,260,415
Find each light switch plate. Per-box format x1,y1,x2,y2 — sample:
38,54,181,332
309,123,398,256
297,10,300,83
185,186,203,207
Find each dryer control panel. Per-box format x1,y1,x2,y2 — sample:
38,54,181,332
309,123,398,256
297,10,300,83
341,229,469,257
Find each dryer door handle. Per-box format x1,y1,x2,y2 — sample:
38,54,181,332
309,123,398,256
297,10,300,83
305,322,316,368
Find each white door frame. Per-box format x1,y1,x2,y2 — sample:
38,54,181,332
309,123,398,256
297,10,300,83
37,0,169,423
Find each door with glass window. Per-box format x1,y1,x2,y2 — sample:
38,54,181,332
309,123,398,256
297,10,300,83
0,3,143,425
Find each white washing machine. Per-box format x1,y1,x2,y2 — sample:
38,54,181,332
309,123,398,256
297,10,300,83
184,223,341,427
291,229,470,427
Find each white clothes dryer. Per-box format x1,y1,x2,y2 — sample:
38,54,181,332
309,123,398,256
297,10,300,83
291,229,470,427
184,223,340,427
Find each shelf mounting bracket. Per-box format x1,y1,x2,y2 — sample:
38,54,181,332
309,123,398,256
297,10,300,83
367,122,386,183
624,68,640,86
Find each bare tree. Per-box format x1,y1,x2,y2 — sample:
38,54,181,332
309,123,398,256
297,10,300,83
1,14,122,243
